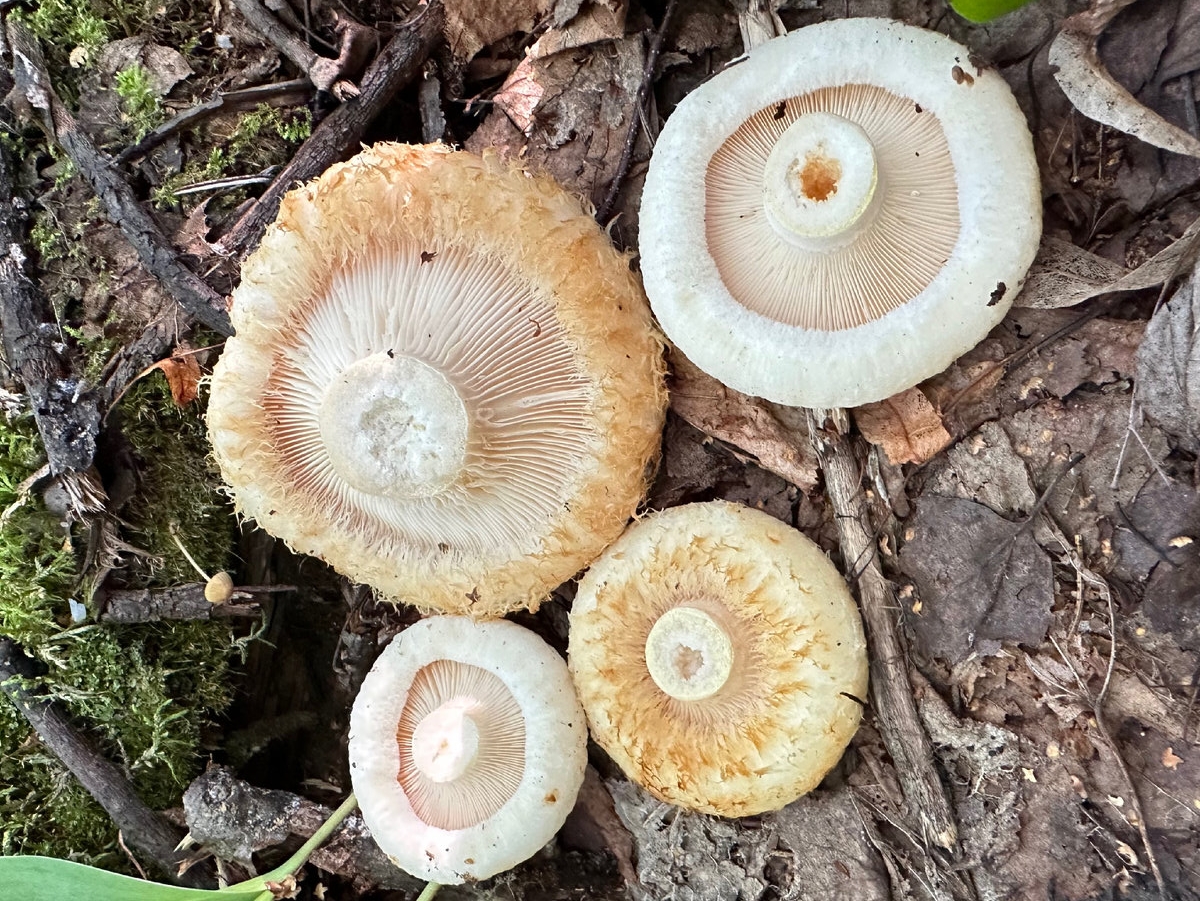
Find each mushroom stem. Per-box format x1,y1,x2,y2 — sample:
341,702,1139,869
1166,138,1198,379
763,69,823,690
644,606,733,701
761,112,881,251
410,699,480,783
318,351,468,499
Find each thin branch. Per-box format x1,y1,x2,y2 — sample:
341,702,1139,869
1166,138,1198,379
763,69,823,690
0,637,215,887
6,20,233,336
807,408,959,852
213,0,444,259
596,0,678,224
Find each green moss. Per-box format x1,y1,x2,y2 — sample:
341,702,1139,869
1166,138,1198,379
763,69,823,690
114,64,162,140
116,377,233,587
0,407,235,863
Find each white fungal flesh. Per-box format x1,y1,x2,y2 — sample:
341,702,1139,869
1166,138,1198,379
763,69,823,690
317,352,469,498
348,616,588,884
761,112,881,250
644,606,734,701
640,18,1042,407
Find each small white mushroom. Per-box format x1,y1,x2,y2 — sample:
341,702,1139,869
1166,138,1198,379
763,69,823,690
348,616,587,884
639,18,1042,407
568,501,868,817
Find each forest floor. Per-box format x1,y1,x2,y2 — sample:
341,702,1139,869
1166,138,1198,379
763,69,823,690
2,0,1200,899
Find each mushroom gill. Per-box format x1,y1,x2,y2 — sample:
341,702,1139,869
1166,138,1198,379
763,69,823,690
568,502,868,817
207,143,667,616
707,84,960,330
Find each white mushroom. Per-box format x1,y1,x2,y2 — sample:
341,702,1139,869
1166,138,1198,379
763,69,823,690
348,616,587,884
639,18,1042,407
568,501,868,817
207,143,666,616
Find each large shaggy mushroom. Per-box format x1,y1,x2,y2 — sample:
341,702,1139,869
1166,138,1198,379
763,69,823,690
639,18,1041,407
349,616,587,884
208,143,666,616
568,501,868,817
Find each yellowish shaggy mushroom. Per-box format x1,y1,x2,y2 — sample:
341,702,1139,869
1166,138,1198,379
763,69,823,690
568,501,868,817
207,144,666,616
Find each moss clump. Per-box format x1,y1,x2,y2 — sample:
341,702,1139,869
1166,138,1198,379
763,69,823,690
117,375,234,587
0,405,235,865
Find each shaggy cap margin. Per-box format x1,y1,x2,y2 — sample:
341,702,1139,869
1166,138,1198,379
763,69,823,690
569,501,868,817
207,143,667,616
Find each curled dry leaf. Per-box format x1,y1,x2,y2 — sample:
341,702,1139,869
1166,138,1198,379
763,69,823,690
149,349,202,405
1135,262,1200,451
668,351,818,490
444,0,553,62
1017,216,1200,309
898,495,1054,664
1049,23,1200,158
854,387,953,466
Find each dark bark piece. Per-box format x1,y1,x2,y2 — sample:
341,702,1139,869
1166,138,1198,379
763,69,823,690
5,21,233,336
230,0,318,77
0,638,214,887
807,408,959,852
214,1,445,259
96,583,262,624
898,495,1055,664
0,141,100,474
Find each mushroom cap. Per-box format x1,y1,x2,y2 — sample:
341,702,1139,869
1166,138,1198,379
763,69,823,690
208,143,666,616
348,616,588,884
568,501,868,817
639,18,1042,407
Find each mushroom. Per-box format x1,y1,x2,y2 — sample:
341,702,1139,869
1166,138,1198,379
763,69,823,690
348,615,587,884
568,501,868,817
639,17,1041,407
207,143,666,616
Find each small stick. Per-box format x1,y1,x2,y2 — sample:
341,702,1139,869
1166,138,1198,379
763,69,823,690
807,408,959,851
6,21,233,336
0,637,215,887
213,0,444,259
596,0,678,224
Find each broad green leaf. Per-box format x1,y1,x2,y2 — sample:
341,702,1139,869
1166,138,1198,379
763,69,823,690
0,856,269,901
949,0,1036,22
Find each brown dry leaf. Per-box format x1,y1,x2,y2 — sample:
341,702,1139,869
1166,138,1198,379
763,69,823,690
854,387,952,465
444,0,553,63
150,351,202,405
1049,19,1200,158
1017,216,1200,309
898,496,1054,664
668,351,818,490
529,0,626,58
1135,262,1200,451
467,34,643,208
1163,747,1184,769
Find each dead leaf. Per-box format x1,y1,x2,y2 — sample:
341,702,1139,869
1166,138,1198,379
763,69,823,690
668,351,818,491
529,1,626,58
1163,747,1183,769
854,387,952,465
1017,216,1200,309
1049,27,1200,158
1016,236,1128,309
1135,262,1200,451
468,35,644,210
899,496,1054,664
150,351,202,405
444,0,553,62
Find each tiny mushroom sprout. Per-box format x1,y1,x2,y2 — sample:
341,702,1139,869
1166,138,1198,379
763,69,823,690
568,501,868,817
639,17,1042,408
348,616,587,884
207,143,666,616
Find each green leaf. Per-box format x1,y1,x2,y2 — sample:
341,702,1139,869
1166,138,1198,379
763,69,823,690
0,857,268,901
948,0,1035,22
